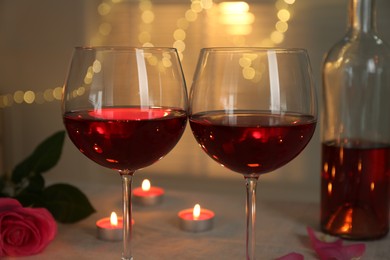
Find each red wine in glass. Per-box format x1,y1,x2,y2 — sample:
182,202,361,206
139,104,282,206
189,48,317,259
321,140,390,239
63,47,188,260
64,107,187,171
190,111,316,175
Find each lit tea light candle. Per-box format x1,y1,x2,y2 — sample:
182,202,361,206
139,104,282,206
96,212,134,241
96,212,123,241
178,204,214,232
133,179,164,206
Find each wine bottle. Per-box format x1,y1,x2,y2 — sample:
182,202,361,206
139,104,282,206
321,0,390,240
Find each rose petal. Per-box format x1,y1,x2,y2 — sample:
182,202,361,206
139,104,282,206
22,207,57,242
0,198,22,211
306,227,366,260
307,226,343,248
275,252,304,260
2,220,39,255
0,198,57,257
1,212,41,256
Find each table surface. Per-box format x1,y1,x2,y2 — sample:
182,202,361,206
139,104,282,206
5,173,390,260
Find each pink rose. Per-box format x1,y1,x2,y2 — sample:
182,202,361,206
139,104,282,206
0,198,57,257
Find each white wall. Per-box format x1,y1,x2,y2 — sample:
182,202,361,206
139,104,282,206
0,0,389,190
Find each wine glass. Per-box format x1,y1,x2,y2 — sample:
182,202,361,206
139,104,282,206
62,46,188,260
189,48,317,259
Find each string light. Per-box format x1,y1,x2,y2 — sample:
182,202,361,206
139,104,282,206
0,87,63,108
0,0,296,108
238,0,296,80
138,0,154,47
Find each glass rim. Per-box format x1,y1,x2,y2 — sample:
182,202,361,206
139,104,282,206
200,47,308,54
74,46,178,52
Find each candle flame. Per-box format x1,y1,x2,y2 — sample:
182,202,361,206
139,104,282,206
142,179,151,191
110,212,118,226
193,204,201,220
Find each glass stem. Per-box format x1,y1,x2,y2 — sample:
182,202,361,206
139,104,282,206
245,176,259,260
120,171,134,260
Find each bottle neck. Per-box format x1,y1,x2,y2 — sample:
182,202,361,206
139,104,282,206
348,0,376,33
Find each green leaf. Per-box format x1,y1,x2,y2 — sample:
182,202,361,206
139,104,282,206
12,131,65,183
0,176,5,196
43,183,96,223
25,174,45,192
14,190,44,207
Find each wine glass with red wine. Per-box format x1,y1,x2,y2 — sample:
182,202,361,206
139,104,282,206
62,47,188,260
189,48,317,259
